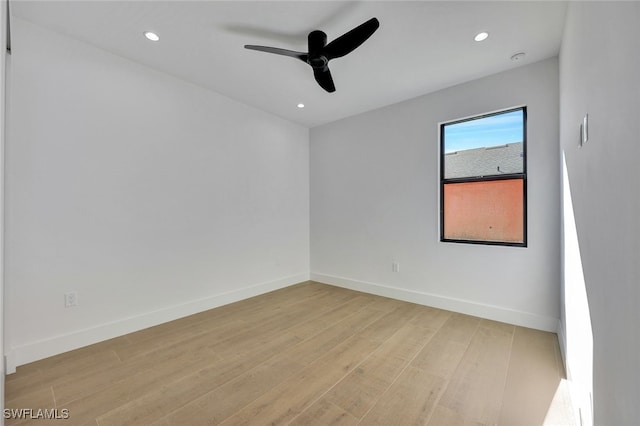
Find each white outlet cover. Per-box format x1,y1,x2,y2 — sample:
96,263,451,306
65,291,78,307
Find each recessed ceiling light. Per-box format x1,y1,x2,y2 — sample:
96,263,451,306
511,52,526,61
144,31,160,42
297,103,305,109
474,32,489,42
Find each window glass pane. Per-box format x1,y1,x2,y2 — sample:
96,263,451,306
443,179,524,243
443,109,524,179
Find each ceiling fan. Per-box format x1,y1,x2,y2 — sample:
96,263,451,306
244,18,380,93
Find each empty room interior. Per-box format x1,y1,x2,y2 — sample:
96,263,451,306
1,1,639,425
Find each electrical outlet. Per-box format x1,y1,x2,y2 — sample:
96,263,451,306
64,291,78,307
392,262,400,273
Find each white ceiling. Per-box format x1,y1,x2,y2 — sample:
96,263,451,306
10,1,567,128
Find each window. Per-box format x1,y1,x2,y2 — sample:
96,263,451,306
440,107,527,246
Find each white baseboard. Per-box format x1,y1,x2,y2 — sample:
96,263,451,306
5,273,309,374
556,319,568,377
311,272,559,333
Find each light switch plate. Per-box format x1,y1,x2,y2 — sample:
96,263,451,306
581,114,589,146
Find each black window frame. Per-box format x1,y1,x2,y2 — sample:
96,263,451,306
439,106,528,247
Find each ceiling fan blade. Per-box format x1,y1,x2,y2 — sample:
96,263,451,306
323,18,379,60
313,67,336,93
244,45,308,62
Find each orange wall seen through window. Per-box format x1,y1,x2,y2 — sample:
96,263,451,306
443,179,524,243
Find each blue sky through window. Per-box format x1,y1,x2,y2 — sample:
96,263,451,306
443,109,524,153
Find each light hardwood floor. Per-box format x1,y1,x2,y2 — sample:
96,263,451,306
5,282,573,425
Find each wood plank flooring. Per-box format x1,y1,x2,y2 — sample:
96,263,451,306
4,282,572,425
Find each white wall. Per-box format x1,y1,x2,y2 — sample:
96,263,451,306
5,19,309,371
1,0,8,416
311,58,560,331
559,3,640,424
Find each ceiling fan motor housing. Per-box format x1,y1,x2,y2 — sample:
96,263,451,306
308,30,329,69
